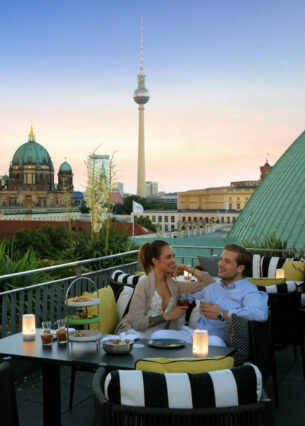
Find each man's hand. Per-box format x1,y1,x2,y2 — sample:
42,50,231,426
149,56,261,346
199,301,221,320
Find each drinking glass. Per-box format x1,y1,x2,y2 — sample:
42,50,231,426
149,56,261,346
40,321,53,346
177,294,190,308
56,319,67,343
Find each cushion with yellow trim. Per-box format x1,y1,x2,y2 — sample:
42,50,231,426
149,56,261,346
135,356,234,373
282,261,305,281
83,286,119,334
249,278,286,286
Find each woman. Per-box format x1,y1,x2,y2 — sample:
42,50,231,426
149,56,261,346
115,240,214,339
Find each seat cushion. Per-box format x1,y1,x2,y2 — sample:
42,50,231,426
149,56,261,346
111,270,144,285
282,260,305,281
249,278,286,286
197,256,219,276
135,356,234,373
104,364,262,408
83,286,119,334
256,281,299,294
108,280,135,319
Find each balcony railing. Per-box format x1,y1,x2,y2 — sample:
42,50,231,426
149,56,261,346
0,245,302,338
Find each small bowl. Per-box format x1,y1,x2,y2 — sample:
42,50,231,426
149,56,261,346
102,338,134,355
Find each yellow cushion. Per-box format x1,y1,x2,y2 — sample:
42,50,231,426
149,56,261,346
135,356,234,373
83,286,119,334
282,261,305,281
248,278,286,286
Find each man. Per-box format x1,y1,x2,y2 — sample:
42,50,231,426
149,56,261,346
188,244,268,342
152,244,268,345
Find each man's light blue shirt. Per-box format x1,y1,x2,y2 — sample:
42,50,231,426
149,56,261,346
188,278,269,339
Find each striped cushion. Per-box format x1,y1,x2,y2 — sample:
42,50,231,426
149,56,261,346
258,281,299,294
104,364,262,408
111,270,143,285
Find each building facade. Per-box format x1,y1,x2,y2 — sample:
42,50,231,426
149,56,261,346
0,127,78,220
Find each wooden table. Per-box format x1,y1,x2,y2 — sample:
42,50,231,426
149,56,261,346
0,331,234,426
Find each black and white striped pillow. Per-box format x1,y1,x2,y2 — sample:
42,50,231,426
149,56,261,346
260,256,286,278
104,364,262,409
258,281,298,294
111,270,143,285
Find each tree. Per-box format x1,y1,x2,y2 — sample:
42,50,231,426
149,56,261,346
135,216,156,232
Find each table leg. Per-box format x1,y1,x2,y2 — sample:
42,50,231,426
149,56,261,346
42,363,61,426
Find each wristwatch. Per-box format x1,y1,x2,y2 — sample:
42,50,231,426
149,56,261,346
217,310,224,321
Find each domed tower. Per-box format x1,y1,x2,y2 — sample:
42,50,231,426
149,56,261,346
8,126,55,191
133,19,150,198
260,157,272,180
57,159,74,191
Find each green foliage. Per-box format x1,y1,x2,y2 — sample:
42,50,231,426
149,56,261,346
13,224,71,259
61,225,138,266
0,241,51,291
242,229,295,257
135,216,156,232
114,195,146,214
114,195,177,214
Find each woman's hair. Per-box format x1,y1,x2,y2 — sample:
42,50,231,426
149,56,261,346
224,244,252,277
139,240,170,275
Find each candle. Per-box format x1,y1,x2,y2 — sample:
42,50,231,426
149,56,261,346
22,314,36,341
184,267,191,281
275,269,285,279
192,329,208,356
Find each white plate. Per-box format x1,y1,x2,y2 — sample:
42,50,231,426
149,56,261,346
68,330,101,342
65,297,100,307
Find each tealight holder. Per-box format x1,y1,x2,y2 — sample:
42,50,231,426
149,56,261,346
193,329,208,357
22,314,36,341
275,269,285,279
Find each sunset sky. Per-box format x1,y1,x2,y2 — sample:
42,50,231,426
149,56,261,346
1,0,305,194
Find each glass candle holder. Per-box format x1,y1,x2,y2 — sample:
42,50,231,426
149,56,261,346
192,329,208,357
275,269,285,279
22,314,36,341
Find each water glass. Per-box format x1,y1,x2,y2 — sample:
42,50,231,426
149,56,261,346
41,321,53,346
56,319,67,343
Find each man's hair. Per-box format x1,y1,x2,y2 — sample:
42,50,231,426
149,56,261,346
224,244,252,277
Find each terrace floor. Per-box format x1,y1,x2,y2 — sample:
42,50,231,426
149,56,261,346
15,343,305,426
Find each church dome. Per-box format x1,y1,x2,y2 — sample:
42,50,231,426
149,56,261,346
59,160,72,172
11,127,53,169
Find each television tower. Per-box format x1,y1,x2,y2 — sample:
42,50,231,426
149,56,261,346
133,18,150,198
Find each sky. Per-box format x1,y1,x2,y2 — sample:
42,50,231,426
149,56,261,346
1,0,305,194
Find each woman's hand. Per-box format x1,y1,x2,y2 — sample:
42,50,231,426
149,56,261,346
171,264,192,278
164,305,188,320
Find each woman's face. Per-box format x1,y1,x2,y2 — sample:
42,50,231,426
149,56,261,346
152,245,176,273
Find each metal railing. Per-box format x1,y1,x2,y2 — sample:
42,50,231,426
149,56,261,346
0,245,303,338
0,251,139,338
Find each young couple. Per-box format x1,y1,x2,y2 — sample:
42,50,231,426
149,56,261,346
115,240,268,345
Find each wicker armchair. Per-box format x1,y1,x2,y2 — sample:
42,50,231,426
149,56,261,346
0,357,19,426
92,367,273,426
248,314,279,407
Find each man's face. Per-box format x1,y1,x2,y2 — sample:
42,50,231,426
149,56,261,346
218,249,244,284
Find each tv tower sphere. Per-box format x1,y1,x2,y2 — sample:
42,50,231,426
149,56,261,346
133,75,150,104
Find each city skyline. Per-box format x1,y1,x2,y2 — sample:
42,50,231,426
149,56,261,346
1,1,305,194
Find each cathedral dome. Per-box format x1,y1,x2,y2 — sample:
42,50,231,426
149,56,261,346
11,127,53,169
59,160,72,172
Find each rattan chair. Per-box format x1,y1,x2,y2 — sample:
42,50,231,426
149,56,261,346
0,357,19,426
248,315,279,407
92,367,273,426
268,292,305,375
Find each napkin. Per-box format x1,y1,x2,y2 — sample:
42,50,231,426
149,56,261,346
102,332,139,342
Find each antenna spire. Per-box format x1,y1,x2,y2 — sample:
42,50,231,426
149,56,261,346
140,16,144,74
